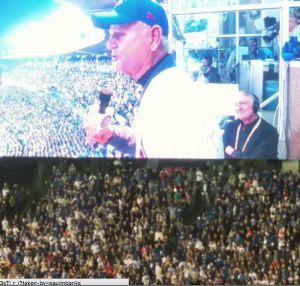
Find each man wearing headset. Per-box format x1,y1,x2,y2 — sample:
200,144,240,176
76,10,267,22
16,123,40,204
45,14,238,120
202,56,221,84
222,91,278,159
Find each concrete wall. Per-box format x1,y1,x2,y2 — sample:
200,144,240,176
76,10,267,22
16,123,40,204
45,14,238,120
282,160,299,173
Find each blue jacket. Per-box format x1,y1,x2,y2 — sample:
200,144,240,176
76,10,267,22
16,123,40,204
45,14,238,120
281,36,300,61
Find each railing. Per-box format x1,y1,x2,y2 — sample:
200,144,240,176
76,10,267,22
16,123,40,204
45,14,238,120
259,92,279,109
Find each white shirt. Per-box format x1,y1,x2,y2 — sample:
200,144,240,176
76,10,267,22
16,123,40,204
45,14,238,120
24,256,30,265
142,276,149,285
249,186,255,195
2,220,8,231
195,240,203,250
2,189,9,198
184,266,191,278
74,181,80,190
91,244,99,255
154,231,164,242
12,227,19,235
89,175,96,181
3,247,10,255
252,179,259,188
278,239,285,249
209,241,217,250
249,272,257,280
66,216,73,228
133,66,223,159
239,173,246,182
123,258,134,266
74,211,81,220
196,170,203,182
155,265,162,277
137,197,143,206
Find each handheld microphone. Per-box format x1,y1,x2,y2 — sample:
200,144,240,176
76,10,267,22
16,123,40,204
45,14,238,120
87,88,113,131
99,89,112,114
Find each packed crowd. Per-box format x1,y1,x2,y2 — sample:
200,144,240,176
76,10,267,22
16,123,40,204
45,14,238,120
0,162,300,285
0,58,142,157
0,182,28,229
198,168,300,285
0,183,28,238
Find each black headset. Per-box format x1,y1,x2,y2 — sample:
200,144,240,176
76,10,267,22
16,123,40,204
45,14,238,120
251,93,260,113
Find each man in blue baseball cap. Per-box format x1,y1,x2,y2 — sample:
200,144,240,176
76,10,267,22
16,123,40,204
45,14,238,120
87,0,223,159
91,0,169,35
90,0,170,81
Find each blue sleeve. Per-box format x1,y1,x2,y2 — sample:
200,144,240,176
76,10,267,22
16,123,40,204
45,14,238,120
107,135,136,156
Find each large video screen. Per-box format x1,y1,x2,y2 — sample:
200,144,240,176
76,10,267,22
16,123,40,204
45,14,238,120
0,0,293,159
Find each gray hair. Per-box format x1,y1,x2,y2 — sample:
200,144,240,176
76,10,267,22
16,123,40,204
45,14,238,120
160,35,171,53
238,91,259,104
138,22,171,53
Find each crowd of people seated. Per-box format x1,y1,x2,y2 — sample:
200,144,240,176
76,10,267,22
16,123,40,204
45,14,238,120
0,162,300,285
0,58,142,157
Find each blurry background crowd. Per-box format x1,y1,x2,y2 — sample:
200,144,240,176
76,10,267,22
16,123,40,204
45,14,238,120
0,58,141,157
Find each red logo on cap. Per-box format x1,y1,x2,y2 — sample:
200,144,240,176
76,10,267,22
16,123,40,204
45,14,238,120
147,12,155,20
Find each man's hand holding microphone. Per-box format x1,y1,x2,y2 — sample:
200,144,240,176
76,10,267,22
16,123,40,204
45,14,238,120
85,89,136,156
86,88,114,145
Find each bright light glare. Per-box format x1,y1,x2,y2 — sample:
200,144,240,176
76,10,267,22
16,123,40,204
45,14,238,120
5,6,105,58
7,35,16,45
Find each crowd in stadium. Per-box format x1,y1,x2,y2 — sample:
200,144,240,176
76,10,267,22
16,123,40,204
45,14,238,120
0,162,300,285
0,183,28,221
0,58,142,157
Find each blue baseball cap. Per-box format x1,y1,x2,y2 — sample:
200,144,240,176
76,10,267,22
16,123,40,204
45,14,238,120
90,0,169,37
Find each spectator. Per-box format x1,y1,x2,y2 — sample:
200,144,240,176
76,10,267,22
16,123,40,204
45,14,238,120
289,12,300,37
196,167,203,183
202,56,221,84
